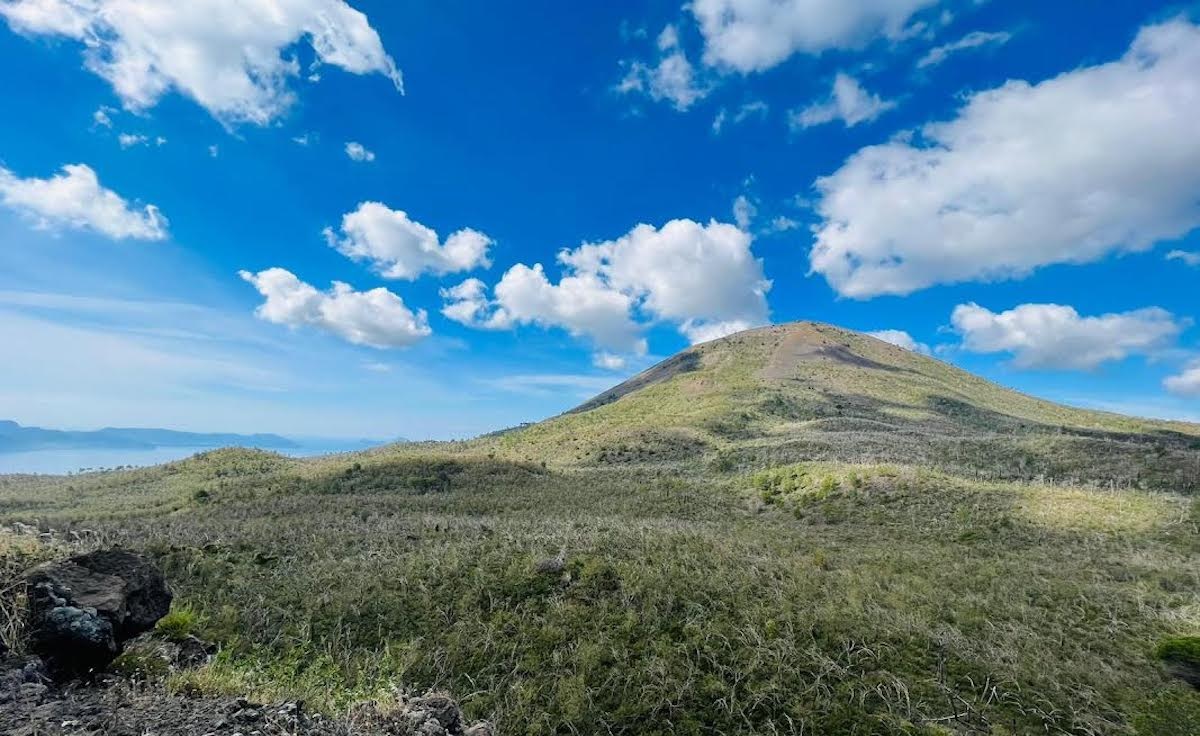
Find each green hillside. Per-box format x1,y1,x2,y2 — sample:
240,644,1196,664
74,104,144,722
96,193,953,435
2,321,1199,734
475,322,1200,491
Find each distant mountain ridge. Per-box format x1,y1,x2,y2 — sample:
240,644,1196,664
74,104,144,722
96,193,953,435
0,420,300,453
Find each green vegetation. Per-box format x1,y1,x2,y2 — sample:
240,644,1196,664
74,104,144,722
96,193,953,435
156,604,204,642
1155,636,1200,669
2,322,1198,734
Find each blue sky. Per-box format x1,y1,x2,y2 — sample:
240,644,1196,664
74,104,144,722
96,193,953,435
1,0,1199,439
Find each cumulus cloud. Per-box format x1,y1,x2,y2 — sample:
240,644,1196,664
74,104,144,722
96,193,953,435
1166,249,1200,267
867,329,930,355
0,163,167,240
618,25,710,110
239,267,430,348
0,0,402,126
1164,361,1200,397
345,141,375,162
443,219,770,360
811,19,1200,298
950,302,1185,370
690,0,939,72
444,265,645,356
324,202,493,280
917,30,1012,69
791,73,896,129
561,219,771,329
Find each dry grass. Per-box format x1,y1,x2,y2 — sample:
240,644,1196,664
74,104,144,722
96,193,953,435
2,452,1198,734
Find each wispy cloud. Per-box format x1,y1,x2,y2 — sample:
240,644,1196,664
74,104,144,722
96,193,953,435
481,373,621,398
1166,249,1200,267
917,30,1012,69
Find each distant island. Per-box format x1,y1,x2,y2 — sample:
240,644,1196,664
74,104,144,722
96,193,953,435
0,420,300,454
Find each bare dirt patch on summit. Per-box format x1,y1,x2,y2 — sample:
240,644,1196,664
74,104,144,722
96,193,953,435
759,323,901,380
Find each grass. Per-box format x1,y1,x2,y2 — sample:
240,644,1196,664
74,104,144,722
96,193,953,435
2,322,1199,733
0,530,65,653
156,604,204,642
3,454,1198,734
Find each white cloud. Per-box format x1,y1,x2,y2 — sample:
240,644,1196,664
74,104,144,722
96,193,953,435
118,133,147,149
239,267,430,349
0,0,402,126
950,302,1185,370
768,216,801,233
712,109,727,133
292,133,314,146
791,73,896,129
732,194,757,230
713,100,769,133
0,163,167,240
867,329,930,355
1166,249,1200,267
345,141,375,162
116,133,165,149
443,219,770,359
680,319,754,344
438,278,493,327
690,0,939,72
324,202,493,280
811,19,1200,298
1164,361,1200,397
446,265,645,357
92,106,114,128
593,352,627,370
917,30,1012,69
734,100,769,122
562,219,771,332
618,24,710,111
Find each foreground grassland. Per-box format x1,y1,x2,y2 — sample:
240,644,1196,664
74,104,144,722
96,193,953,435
3,452,1199,735
3,324,1199,734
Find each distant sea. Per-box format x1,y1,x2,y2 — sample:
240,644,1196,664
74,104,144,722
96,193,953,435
0,442,378,476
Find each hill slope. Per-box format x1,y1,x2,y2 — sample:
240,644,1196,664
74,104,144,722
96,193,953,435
2,321,1199,735
483,322,1200,490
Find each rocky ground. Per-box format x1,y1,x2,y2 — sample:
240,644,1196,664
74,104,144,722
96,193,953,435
1,653,492,736
3,544,493,736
